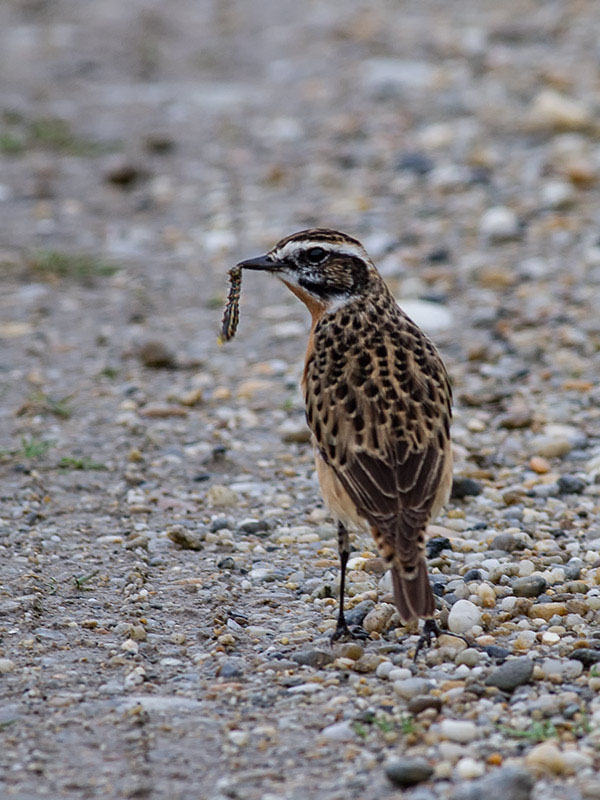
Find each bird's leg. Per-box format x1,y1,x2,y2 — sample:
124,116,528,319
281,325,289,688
331,522,369,642
413,618,470,662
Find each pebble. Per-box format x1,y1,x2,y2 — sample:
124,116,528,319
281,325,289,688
292,649,334,669
278,418,311,443
451,766,534,800
385,757,434,788
448,600,481,633
451,477,482,499
528,602,567,621
344,600,375,626
363,603,395,633
569,648,600,667
525,741,567,776
491,533,518,552
455,757,485,780
485,658,533,692
0,658,16,674
512,575,547,598
480,207,520,241
321,720,355,742
394,678,431,700
531,434,573,458
456,648,480,667
440,719,478,744
136,340,177,368
528,89,592,132
407,695,442,714
557,475,586,494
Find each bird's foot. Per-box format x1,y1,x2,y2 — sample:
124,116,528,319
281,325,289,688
413,618,470,662
330,622,369,643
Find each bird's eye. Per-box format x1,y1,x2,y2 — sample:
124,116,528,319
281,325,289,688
306,247,327,264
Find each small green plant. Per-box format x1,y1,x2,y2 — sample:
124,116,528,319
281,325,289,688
500,720,558,742
99,366,119,379
58,456,106,471
20,436,54,459
30,251,118,281
373,715,395,734
591,666,600,678
28,117,117,156
0,132,25,154
352,721,368,738
18,391,73,419
399,714,416,736
206,295,225,309
73,570,100,591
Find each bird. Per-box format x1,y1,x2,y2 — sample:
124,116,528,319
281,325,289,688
236,228,453,643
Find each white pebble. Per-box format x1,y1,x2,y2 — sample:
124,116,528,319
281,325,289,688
0,658,15,674
456,756,485,779
448,600,482,634
321,721,355,741
480,206,520,241
440,719,478,744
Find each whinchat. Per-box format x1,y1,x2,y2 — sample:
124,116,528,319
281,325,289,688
234,229,453,641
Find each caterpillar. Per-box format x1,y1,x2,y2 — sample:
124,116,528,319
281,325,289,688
218,265,242,344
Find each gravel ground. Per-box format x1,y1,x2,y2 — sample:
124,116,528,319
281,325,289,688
2,1,600,798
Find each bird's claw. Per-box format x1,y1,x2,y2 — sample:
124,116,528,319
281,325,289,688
413,618,470,662
330,623,369,643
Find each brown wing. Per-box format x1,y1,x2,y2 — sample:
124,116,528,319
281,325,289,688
305,300,452,568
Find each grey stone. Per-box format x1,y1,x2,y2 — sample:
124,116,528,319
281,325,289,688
292,649,334,669
485,658,534,691
451,766,533,800
451,477,483,498
345,599,376,626
407,695,442,714
491,533,518,552
558,475,586,494
385,757,434,788
569,648,600,667
512,575,547,598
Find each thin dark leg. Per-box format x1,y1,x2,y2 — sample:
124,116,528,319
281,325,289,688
413,618,470,662
331,522,368,642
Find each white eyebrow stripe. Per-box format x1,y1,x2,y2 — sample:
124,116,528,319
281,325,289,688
273,240,367,261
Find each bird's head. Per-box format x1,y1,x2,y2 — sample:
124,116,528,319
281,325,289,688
237,228,378,312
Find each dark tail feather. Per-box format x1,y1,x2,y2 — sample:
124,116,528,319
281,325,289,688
391,560,435,622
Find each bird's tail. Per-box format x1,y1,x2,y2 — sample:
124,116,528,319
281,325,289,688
391,559,435,623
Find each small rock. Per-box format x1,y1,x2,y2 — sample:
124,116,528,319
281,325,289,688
166,525,204,551
452,477,482,499
512,575,547,598
427,537,452,560
335,643,364,661
456,648,480,667
529,456,551,474
220,660,243,678
206,485,239,508
238,518,269,535
528,89,592,132
448,600,481,633
394,678,431,700
480,207,520,241
385,757,434,788
463,568,482,581
490,533,518,553
525,741,567,776
440,719,478,744
137,340,176,368
451,766,533,800
485,657,533,691
104,156,148,187
345,600,376,626
321,720,355,741
456,757,485,780
569,648,600,667
292,649,334,669
217,556,235,570
407,695,442,714
484,645,510,661
363,603,395,633
0,658,15,674
531,434,572,458
278,418,311,443
557,475,586,494
528,602,567,621
397,152,434,175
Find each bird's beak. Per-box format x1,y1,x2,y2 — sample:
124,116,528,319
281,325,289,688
236,254,282,272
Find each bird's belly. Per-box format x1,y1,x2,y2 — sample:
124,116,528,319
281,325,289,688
314,448,368,532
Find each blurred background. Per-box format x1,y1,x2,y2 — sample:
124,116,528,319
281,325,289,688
1,3,600,798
